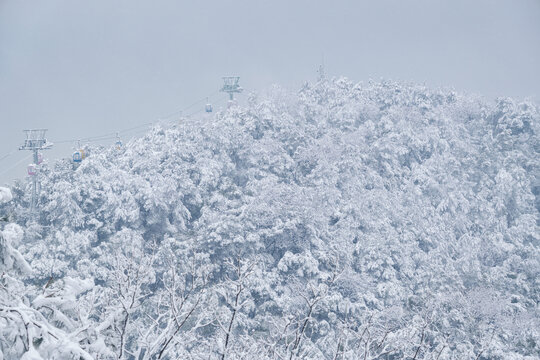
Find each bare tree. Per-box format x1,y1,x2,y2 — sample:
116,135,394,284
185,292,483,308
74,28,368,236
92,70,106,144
216,257,256,360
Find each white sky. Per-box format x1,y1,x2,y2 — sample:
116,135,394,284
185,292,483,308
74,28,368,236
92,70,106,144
1,0,539,185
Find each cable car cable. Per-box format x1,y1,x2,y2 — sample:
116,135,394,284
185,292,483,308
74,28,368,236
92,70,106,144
0,150,16,163
49,88,236,148
160,90,221,120
0,153,33,177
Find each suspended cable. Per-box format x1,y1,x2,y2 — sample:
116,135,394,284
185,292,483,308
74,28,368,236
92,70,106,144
49,86,242,148
86,136,117,143
82,132,118,142
1,80,247,184
159,90,220,120
186,94,230,117
182,89,220,112
0,153,33,177
118,122,154,135
0,150,16,163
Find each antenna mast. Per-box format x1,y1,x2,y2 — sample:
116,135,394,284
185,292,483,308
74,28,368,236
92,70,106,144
220,76,243,101
19,129,52,215
318,56,326,81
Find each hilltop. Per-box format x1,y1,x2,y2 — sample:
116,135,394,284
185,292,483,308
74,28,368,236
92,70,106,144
1,78,539,359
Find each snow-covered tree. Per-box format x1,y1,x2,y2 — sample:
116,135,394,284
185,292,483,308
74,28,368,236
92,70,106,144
0,187,93,359
2,77,538,359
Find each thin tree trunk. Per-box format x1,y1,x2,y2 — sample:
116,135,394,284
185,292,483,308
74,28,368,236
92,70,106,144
221,284,242,360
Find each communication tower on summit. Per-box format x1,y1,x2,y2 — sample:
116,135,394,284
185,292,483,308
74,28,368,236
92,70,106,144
317,63,326,81
318,53,326,81
221,76,243,101
19,129,53,214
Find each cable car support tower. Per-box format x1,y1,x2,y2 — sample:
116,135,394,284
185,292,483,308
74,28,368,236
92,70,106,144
221,76,243,102
19,129,52,215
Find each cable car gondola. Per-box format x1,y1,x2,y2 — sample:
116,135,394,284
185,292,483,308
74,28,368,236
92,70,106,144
72,150,83,163
115,132,123,150
27,164,37,176
205,97,213,113
72,140,85,163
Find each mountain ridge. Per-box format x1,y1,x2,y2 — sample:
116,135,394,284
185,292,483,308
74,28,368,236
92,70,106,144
1,77,538,359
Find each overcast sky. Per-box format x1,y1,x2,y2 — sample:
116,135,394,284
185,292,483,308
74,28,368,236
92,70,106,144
1,0,539,185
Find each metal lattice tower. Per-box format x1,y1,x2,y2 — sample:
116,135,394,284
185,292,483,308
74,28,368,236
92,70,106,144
220,76,243,101
317,63,326,81
317,53,326,81
19,129,52,214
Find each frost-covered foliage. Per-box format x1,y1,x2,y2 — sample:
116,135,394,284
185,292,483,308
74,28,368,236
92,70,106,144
2,78,539,359
0,188,93,359
0,188,12,204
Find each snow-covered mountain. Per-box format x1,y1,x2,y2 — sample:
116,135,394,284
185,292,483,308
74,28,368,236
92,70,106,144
1,78,539,359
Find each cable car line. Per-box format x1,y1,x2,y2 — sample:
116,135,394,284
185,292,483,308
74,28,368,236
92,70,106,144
0,153,33,177
51,89,226,147
0,150,17,163
186,94,229,118
159,90,221,120
118,122,154,135
4,85,243,171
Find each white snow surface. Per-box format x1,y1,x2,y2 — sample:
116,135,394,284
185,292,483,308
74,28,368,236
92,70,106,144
0,187,12,204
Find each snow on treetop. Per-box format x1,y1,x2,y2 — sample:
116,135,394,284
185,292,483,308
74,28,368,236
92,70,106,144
0,187,12,203
3,78,539,359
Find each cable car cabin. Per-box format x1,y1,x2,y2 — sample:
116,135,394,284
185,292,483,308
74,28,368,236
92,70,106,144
205,103,213,113
37,153,43,164
72,150,83,163
114,132,122,150
27,164,37,176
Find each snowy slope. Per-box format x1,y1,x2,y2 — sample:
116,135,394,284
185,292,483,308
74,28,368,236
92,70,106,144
2,78,539,359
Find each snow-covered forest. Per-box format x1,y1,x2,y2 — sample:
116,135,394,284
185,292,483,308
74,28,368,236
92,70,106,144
1,78,539,359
